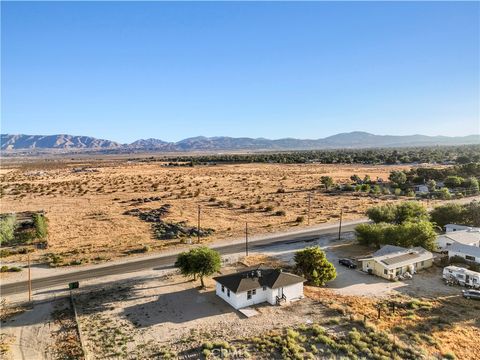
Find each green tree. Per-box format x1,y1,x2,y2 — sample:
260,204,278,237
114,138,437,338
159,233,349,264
175,251,196,280
366,204,396,224
463,200,480,227
366,202,428,225
426,179,436,191
394,201,429,224
444,176,464,188
0,215,16,245
430,203,465,228
463,177,479,193
320,176,334,190
389,171,407,187
355,221,437,251
174,247,221,288
294,247,336,286
436,188,451,200
355,223,389,248
384,221,437,251
33,214,48,239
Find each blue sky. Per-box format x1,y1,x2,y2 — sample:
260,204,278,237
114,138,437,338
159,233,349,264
2,1,479,143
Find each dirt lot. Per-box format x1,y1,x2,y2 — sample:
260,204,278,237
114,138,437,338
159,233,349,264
2,232,479,360
0,298,83,360
1,160,417,265
66,231,478,360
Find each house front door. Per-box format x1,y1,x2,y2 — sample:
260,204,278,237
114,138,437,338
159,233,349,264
278,287,283,297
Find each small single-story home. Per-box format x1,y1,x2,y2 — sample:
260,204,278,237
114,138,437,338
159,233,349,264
436,230,480,250
413,185,429,194
448,243,480,264
213,266,305,310
358,245,434,280
445,224,480,233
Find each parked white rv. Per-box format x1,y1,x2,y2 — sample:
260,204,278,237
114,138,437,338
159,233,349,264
442,266,480,289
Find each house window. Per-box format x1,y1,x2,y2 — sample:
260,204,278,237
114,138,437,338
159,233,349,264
421,261,425,266
247,290,252,300
221,285,225,293
466,255,475,261
263,286,267,291
252,289,256,295
227,289,230,297
384,269,388,275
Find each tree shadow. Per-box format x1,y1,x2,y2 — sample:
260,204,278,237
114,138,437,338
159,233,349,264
120,287,235,327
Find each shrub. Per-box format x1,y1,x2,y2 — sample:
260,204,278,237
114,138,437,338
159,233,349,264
295,216,305,223
442,352,456,360
0,215,16,245
33,214,48,239
274,210,286,216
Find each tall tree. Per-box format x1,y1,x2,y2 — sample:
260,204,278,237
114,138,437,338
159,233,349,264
175,247,221,288
355,221,437,251
366,201,428,224
294,247,336,286
388,171,407,187
430,203,465,228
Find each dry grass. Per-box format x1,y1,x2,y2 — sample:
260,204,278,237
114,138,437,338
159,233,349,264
1,160,418,264
305,286,480,360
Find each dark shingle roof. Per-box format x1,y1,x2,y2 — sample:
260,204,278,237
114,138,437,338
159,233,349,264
213,265,305,293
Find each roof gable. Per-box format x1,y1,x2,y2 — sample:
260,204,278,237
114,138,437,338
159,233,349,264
213,266,305,293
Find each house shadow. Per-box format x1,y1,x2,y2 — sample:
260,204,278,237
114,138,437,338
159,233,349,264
120,287,236,327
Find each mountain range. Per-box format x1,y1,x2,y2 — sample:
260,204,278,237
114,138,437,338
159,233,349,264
1,132,479,152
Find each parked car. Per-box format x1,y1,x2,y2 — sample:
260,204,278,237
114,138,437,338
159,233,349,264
462,289,480,300
338,258,357,269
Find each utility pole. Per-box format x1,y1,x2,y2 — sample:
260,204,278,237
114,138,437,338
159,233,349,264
28,254,32,303
307,192,312,226
245,222,249,256
197,205,201,244
338,208,343,241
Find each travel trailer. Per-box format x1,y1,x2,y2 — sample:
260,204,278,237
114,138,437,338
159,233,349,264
443,266,480,289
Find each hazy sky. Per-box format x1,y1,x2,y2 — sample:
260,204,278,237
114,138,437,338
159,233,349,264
2,1,479,143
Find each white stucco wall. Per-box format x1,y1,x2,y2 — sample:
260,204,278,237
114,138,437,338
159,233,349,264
215,281,304,309
448,250,480,264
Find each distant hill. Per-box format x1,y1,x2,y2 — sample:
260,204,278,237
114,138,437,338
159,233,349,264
1,134,120,150
1,132,479,152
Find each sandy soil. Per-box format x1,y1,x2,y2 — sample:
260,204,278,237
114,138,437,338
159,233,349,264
1,160,427,265
2,230,478,359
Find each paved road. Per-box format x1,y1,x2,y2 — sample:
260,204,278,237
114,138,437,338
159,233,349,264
0,222,361,296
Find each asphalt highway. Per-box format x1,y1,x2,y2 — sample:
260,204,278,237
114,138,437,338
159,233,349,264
0,222,361,296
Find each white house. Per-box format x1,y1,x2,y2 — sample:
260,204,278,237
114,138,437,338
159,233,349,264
436,230,480,250
448,243,480,264
213,266,305,310
358,245,434,280
445,224,480,233
413,185,429,195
